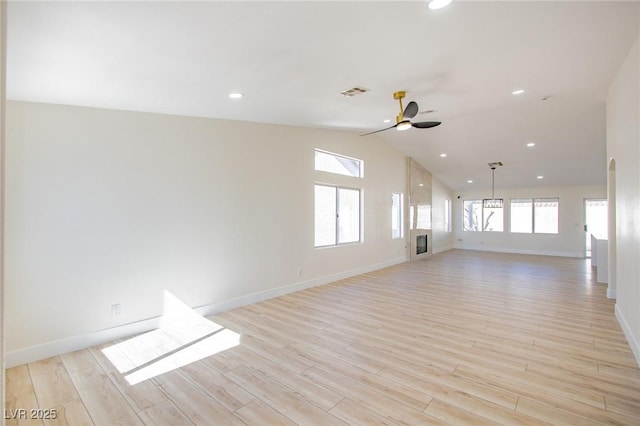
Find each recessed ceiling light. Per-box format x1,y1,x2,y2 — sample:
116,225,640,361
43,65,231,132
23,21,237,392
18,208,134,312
512,89,525,95
418,183,425,187
428,0,452,10
229,93,244,99
527,142,536,147
537,175,544,179
440,153,447,158
383,119,391,123
467,180,473,183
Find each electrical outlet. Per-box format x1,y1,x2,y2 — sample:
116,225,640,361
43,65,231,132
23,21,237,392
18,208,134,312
111,304,121,317
297,268,303,278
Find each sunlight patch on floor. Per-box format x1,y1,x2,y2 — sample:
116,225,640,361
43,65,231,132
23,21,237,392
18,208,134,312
102,291,240,385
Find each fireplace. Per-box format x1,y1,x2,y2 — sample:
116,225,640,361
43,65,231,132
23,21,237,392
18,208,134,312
416,234,427,255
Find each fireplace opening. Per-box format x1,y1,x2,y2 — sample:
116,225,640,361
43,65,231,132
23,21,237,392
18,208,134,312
417,235,427,255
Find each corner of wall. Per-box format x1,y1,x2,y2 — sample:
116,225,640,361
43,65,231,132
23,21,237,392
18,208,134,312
615,304,640,367
1,0,7,415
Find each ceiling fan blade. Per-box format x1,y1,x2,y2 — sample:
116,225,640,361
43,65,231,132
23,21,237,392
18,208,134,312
403,101,419,119
360,124,397,136
412,121,442,129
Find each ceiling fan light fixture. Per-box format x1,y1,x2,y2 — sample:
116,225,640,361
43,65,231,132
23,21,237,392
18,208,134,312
428,0,452,10
361,91,443,136
397,121,412,131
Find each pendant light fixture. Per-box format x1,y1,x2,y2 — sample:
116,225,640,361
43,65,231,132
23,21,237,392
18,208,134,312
483,162,504,209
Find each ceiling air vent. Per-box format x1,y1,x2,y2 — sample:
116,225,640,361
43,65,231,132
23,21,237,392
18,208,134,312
340,86,369,97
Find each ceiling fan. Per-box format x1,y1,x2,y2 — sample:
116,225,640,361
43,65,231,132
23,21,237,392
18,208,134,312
361,91,441,136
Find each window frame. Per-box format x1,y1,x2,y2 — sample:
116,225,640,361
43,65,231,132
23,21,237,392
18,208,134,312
483,205,504,232
463,199,504,232
314,149,364,178
533,198,559,234
314,183,362,248
463,199,483,232
392,192,404,239
509,197,560,234
444,199,451,232
510,198,533,233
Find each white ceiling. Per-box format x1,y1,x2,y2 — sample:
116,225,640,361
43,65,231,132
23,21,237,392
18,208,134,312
7,1,639,192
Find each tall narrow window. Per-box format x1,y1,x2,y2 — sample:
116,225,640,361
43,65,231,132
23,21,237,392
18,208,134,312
338,188,361,243
483,205,504,232
314,149,363,178
510,199,533,233
444,199,451,232
534,198,559,234
314,185,337,247
463,200,482,231
392,193,403,239
315,184,361,247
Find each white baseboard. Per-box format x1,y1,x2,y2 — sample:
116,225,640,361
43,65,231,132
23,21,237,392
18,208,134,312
193,256,407,318
4,317,161,368
607,288,617,299
5,257,407,368
615,304,640,367
432,246,453,255
452,245,583,258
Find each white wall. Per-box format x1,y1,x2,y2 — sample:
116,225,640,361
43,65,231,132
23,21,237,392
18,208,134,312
1,0,7,410
452,185,606,257
5,101,408,365
431,177,454,254
606,32,640,366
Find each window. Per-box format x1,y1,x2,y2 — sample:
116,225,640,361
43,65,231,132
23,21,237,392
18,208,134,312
463,200,482,231
510,199,533,233
392,193,403,239
510,198,559,234
483,206,504,232
463,199,503,232
534,198,559,234
314,149,363,178
315,184,361,247
444,199,451,232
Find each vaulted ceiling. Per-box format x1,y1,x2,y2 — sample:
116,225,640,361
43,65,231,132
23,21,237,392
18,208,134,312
7,1,639,191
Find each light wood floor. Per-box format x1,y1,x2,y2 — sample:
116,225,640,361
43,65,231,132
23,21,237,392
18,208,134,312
5,250,640,425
